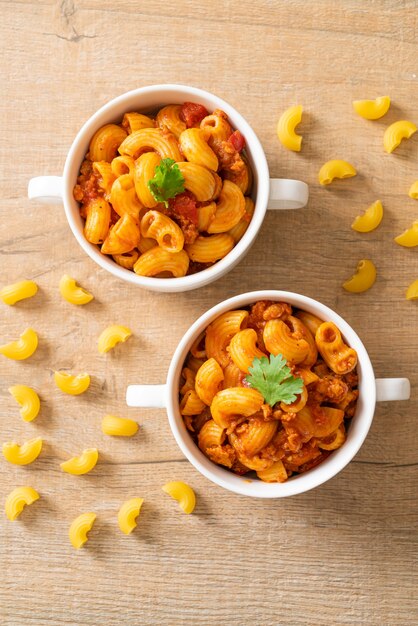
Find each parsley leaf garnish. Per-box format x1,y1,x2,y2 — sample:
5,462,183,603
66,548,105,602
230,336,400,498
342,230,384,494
147,158,185,208
245,354,304,406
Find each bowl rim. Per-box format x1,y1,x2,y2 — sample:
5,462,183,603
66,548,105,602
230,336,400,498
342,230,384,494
166,290,376,498
62,83,270,292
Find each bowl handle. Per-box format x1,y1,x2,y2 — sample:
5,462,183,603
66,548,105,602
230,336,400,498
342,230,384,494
376,378,410,401
126,384,168,408
28,176,63,203
268,178,309,210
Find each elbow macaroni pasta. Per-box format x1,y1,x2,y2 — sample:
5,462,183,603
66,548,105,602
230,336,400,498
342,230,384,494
408,181,418,199
383,120,417,153
180,300,359,482
3,437,43,465
9,385,40,421
118,498,144,534
318,160,357,186
352,96,390,120
69,512,96,549
60,448,99,475
0,280,38,305
54,371,91,395
406,279,418,300
351,200,383,233
343,259,377,293
5,486,40,521
59,275,94,305
0,328,38,360
276,105,303,151
74,101,252,278
102,414,139,437
394,220,418,247
98,325,132,353
162,481,196,514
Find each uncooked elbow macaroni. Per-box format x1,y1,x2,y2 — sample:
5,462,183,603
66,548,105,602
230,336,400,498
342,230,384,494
60,448,99,475
98,325,132,353
383,120,417,153
394,220,418,247
408,181,418,199
0,280,38,305
101,414,139,437
69,512,96,549
276,105,303,151
179,300,359,482
5,486,40,521
406,279,418,300
0,328,38,360
9,385,40,421
59,275,94,305
73,102,253,278
162,481,196,514
342,259,377,293
351,200,383,233
118,498,144,534
318,160,357,186
352,96,390,120
54,371,91,395
3,437,43,465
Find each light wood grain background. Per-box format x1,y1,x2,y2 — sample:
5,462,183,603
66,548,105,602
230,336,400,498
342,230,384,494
1,1,417,625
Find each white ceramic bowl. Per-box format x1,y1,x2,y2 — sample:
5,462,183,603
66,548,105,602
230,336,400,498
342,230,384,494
126,290,410,498
28,84,308,293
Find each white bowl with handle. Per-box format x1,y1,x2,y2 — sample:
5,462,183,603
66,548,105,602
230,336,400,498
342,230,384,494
28,84,308,292
126,290,410,497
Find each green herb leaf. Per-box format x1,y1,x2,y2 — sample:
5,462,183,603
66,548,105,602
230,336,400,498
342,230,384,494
245,354,304,406
147,158,185,208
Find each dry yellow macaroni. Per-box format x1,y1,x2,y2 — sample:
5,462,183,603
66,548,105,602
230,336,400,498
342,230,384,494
60,448,99,475
383,120,417,153
8,385,40,422
98,324,132,354
3,437,43,465
118,498,144,534
351,200,383,233
0,280,38,305
394,220,418,247
54,371,91,395
5,486,40,521
343,259,377,293
69,512,96,549
352,96,390,120
276,105,303,151
406,279,418,300
0,328,38,360
408,181,418,199
318,160,357,186
162,481,196,514
101,414,139,437
59,275,94,305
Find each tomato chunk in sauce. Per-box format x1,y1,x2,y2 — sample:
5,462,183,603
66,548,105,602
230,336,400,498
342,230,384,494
228,130,245,152
180,102,209,128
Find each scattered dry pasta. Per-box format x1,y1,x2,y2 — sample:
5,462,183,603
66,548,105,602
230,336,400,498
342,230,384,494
351,200,383,233
8,385,40,421
60,448,99,475
406,279,418,300
59,275,94,305
343,259,377,293
69,512,96,549
318,160,357,186
3,437,43,465
352,96,390,120
0,328,38,360
98,325,132,353
5,486,40,521
162,481,196,514
73,102,252,278
54,371,91,395
394,221,418,247
118,498,144,534
383,120,417,153
0,280,38,305
179,300,359,483
276,105,303,151
101,414,139,437
408,181,418,199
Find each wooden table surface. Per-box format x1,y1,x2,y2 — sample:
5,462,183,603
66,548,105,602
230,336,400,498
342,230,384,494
1,2,417,625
